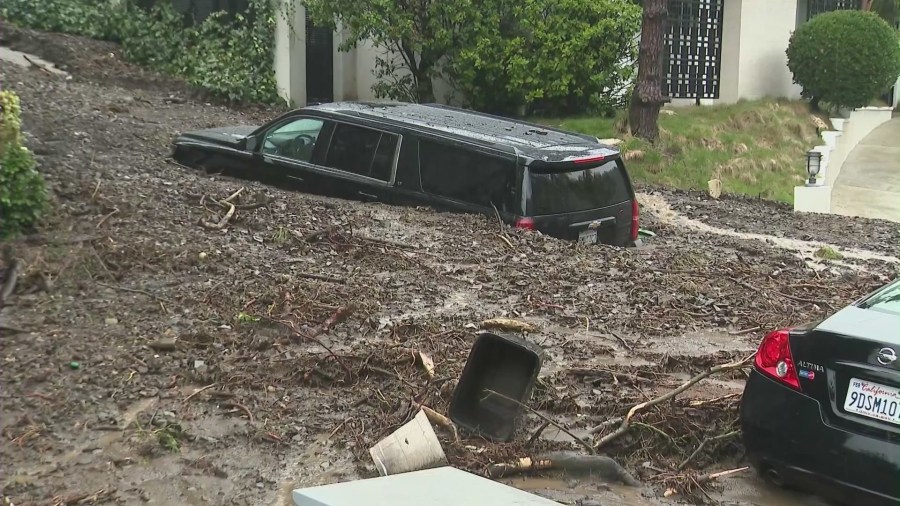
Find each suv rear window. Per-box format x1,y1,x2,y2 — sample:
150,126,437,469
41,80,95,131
529,159,631,215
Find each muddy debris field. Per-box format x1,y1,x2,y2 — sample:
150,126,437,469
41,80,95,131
1,25,899,506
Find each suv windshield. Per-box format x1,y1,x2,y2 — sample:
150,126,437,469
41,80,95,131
859,279,900,315
528,159,631,215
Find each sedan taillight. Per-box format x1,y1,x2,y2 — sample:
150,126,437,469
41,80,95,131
754,329,801,390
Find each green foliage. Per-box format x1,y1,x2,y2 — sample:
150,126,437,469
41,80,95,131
446,0,640,116
1,0,280,103
815,246,843,260
787,10,900,110
0,91,47,238
304,0,480,103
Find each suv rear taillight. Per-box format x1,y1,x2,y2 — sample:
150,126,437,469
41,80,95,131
754,329,800,390
515,217,535,230
630,199,639,242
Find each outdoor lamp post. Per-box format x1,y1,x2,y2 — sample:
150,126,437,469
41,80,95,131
806,150,822,186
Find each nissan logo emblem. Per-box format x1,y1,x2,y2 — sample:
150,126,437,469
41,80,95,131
877,347,898,366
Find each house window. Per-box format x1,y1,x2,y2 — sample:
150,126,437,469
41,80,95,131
418,140,515,210
324,123,398,182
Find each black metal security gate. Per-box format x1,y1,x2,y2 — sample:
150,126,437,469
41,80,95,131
806,0,862,18
664,0,725,102
305,12,334,104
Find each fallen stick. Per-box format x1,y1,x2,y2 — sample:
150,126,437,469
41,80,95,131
296,272,346,284
200,201,236,229
688,393,740,407
96,208,119,228
610,330,633,352
220,401,254,423
183,383,218,403
698,466,749,483
594,353,755,450
480,318,538,333
0,257,23,306
678,430,739,470
223,187,245,203
96,281,167,302
482,388,595,454
487,452,640,486
729,326,760,335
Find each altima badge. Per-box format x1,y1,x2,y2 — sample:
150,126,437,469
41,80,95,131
876,347,897,366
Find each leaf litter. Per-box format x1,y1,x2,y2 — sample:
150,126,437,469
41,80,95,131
1,24,898,506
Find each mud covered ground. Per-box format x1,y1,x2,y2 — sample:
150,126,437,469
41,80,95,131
1,25,898,506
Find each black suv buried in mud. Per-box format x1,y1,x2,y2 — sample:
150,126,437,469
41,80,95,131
171,102,640,247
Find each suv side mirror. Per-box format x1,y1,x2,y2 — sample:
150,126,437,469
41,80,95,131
245,136,258,152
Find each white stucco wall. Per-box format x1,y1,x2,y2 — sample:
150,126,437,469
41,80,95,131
735,0,802,100
274,0,307,106
672,0,803,107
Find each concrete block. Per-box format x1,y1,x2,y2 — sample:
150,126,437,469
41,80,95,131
794,184,832,214
292,466,563,506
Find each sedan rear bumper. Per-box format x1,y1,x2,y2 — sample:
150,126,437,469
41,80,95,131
740,370,900,506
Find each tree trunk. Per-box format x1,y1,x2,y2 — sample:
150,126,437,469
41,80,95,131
416,73,436,103
629,0,668,142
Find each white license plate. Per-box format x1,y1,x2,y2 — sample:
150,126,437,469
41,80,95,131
578,229,598,245
843,377,900,425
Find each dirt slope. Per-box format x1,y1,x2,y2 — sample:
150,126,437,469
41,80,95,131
1,24,897,506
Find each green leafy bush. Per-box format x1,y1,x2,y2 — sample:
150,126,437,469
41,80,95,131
0,91,47,238
787,10,900,110
446,0,641,116
1,0,280,103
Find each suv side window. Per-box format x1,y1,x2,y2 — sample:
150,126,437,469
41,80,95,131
419,140,516,210
262,117,324,163
324,123,399,182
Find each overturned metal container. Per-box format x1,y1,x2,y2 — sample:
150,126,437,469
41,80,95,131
449,332,543,442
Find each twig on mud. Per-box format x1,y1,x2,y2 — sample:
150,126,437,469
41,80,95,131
183,383,218,403
526,421,551,448
274,307,356,377
490,203,515,250
482,388,595,454
223,187,245,203
296,272,346,284
200,200,236,229
698,466,749,483
688,393,740,407
0,257,23,307
728,277,834,311
610,330,633,352
594,352,755,450
678,430,740,470
96,208,119,228
729,326,760,335
220,401,254,423
588,416,624,435
96,281,167,302
22,54,55,75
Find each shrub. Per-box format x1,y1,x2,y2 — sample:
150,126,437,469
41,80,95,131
0,0,280,104
787,10,900,110
446,0,641,116
0,91,47,238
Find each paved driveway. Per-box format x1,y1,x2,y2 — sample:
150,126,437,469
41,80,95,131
831,117,900,223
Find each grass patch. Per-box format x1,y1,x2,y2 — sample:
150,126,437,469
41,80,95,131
538,99,824,203
814,246,843,260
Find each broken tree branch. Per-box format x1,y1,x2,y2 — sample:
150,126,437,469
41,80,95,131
482,388,595,454
0,257,23,307
200,200,235,229
678,430,739,470
594,353,754,450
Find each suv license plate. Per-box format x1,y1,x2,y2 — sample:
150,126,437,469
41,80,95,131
843,377,900,425
578,229,598,245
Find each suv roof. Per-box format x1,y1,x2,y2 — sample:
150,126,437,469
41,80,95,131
302,102,620,162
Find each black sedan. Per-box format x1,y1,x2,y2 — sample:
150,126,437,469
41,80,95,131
741,279,900,505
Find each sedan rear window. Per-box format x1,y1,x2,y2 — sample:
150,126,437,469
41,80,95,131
529,159,631,215
859,280,900,315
